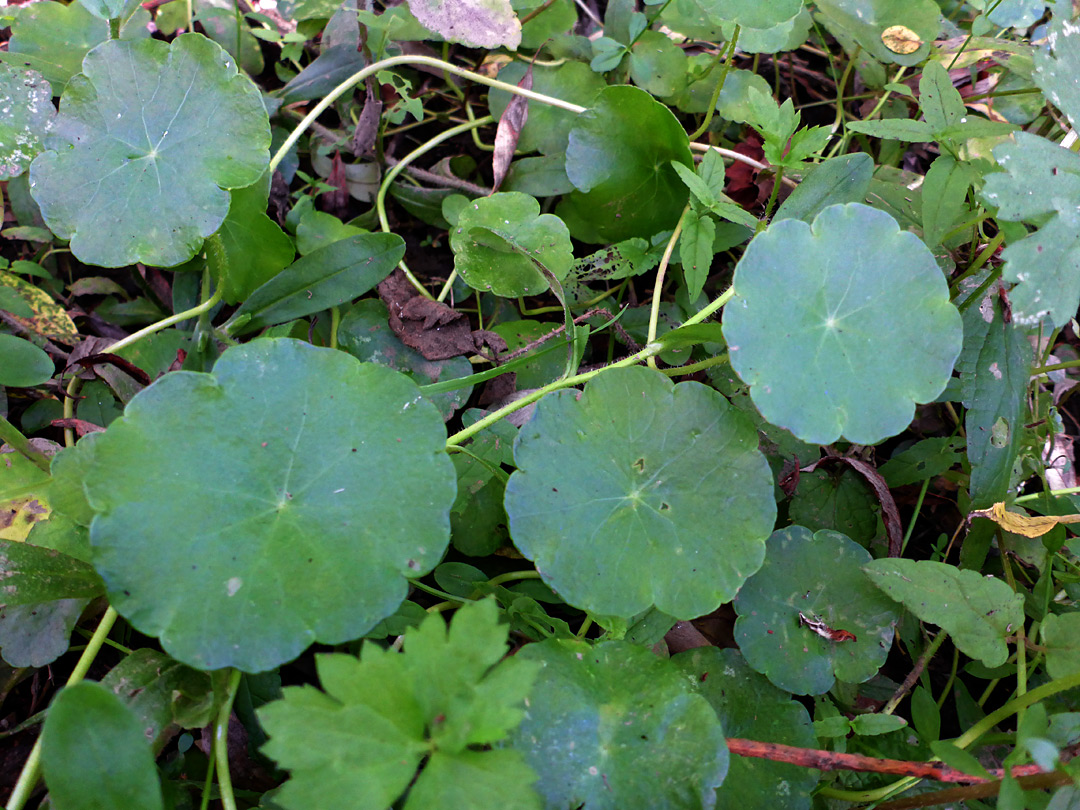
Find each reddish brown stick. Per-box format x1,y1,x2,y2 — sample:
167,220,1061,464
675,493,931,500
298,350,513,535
726,738,1052,784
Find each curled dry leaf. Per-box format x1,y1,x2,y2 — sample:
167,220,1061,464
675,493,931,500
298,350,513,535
491,64,532,193
968,501,1080,538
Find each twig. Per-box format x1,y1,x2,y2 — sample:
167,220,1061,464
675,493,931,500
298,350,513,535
873,770,1073,810
725,738,1058,784
385,158,491,196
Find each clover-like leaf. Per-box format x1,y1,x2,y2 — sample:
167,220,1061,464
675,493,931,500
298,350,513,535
406,0,521,49
863,558,1024,668
259,600,540,810
83,338,456,672
723,203,963,445
450,192,573,298
673,647,817,810
29,33,270,268
509,638,728,810
981,132,1080,327
0,64,53,181
562,85,693,243
733,527,898,695
504,365,776,619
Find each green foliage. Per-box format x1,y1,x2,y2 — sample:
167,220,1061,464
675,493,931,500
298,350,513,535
4,4,1080,808
259,600,539,810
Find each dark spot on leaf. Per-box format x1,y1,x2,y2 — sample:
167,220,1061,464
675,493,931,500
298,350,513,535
633,458,645,472
660,503,670,512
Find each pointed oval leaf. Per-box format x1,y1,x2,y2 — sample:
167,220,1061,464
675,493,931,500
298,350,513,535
29,33,270,268
863,558,1024,667
406,0,521,48
450,192,573,297
733,526,899,695
563,85,692,242
0,333,54,387
83,338,456,672
673,647,818,810
723,203,963,445
41,682,164,810
1041,612,1080,680
0,538,104,604
0,63,53,181
504,365,776,619
509,638,728,810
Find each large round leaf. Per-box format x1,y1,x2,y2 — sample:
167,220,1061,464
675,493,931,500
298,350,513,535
83,338,456,672
450,192,573,297
733,526,898,695
562,86,692,243
509,639,728,810
504,365,776,619
29,33,270,268
723,203,962,445
673,647,817,810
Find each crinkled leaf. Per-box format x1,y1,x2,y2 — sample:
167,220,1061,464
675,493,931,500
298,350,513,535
863,558,1024,667
671,161,759,228
563,86,692,242
919,60,965,132
83,338,456,672
734,527,898,695
1034,11,1080,130
100,648,215,753
41,682,164,810
29,34,270,268
845,118,936,142
0,333,53,387
227,233,405,335
679,209,716,300
338,299,473,421
0,64,53,181
509,638,728,810
981,133,1080,327
723,203,963,445
1041,613,1080,679
450,192,573,297
774,153,874,224
0,538,103,604
0,0,150,89
405,0,521,49
505,365,776,619
815,0,941,66
259,600,540,810
921,155,976,247
674,648,817,810
212,173,295,304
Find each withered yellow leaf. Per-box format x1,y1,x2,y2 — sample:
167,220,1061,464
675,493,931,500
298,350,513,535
0,270,78,344
881,25,923,55
969,501,1080,538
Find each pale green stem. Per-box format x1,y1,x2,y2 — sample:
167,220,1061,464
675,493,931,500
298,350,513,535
375,116,494,298
269,55,586,176
0,414,51,472
658,353,729,377
215,669,243,810
1014,485,1080,503
436,270,459,303
687,27,740,142
6,607,119,810
647,208,689,370
681,286,735,328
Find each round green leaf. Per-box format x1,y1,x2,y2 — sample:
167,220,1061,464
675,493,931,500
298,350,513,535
41,682,164,810
788,468,878,545
451,192,573,297
504,365,776,619
723,203,962,445
0,63,53,181
673,647,817,810
1042,613,1080,680
815,0,941,66
733,526,898,695
29,33,270,268
83,338,455,672
0,333,53,387
488,61,606,156
509,638,728,810
563,85,692,242
704,0,802,29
